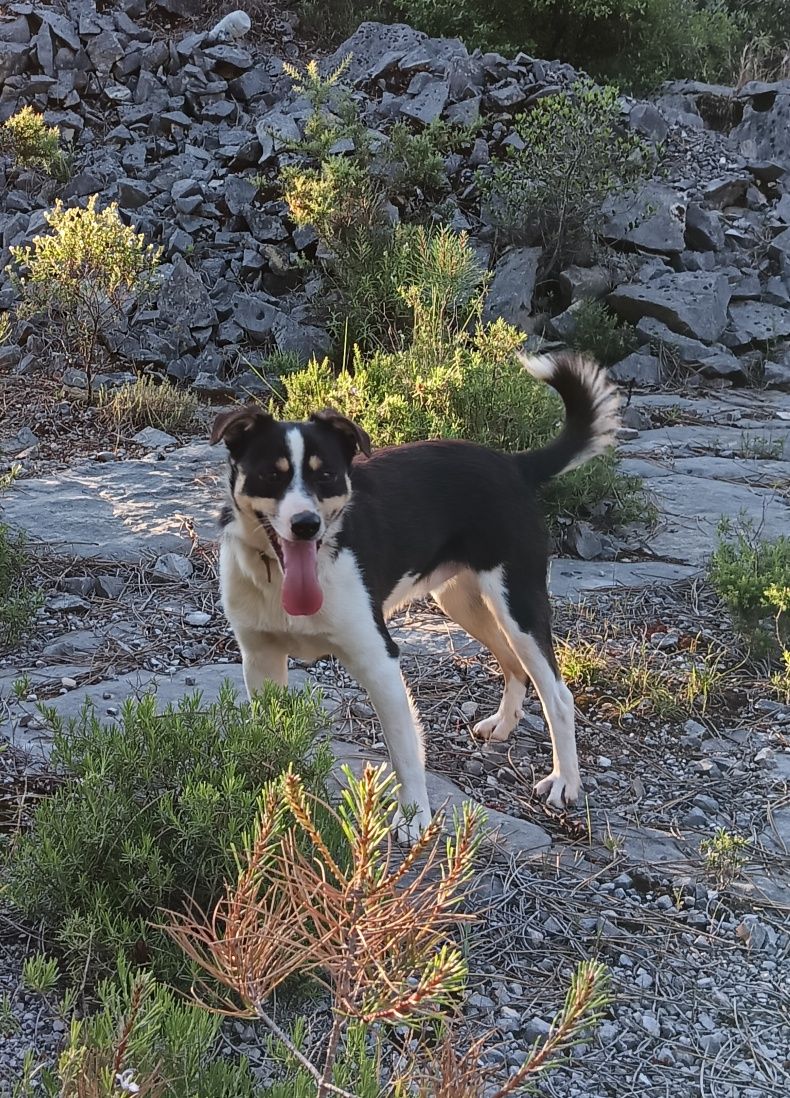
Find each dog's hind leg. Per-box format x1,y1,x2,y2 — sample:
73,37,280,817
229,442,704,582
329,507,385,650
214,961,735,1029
478,567,581,809
340,631,432,839
235,627,289,696
433,573,526,743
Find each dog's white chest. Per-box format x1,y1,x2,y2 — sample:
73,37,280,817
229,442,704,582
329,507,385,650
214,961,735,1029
219,537,371,661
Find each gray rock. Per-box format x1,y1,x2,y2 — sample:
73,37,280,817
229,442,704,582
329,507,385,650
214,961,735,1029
702,176,750,208
233,292,280,342
94,574,126,600
763,361,790,391
59,576,95,597
152,552,194,581
489,80,526,110
159,259,216,330
0,15,32,44
87,29,124,71
273,315,331,364
133,427,178,448
731,89,790,171
0,443,220,563
609,352,663,386
558,264,610,306
321,23,426,85
0,41,29,80
400,78,449,126
603,183,687,254
117,178,156,209
635,317,716,365
0,346,21,371
609,271,732,343
685,204,725,252
255,111,301,148
482,247,542,330
628,102,668,142
768,225,790,261
728,301,790,346
546,300,587,341
48,593,90,613
697,350,748,382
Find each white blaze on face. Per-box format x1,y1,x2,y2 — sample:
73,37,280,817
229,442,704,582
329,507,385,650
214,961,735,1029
276,427,324,617
273,429,319,539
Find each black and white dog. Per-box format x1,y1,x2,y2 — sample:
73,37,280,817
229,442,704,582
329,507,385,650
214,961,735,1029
211,352,620,834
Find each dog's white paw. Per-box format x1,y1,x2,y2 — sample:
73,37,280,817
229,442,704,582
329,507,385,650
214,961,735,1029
392,801,432,844
473,710,521,743
535,770,581,809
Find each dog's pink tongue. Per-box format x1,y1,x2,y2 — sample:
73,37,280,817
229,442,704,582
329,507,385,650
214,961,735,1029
280,539,323,616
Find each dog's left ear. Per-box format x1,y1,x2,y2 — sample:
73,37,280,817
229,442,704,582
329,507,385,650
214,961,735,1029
210,406,273,452
311,408,372,459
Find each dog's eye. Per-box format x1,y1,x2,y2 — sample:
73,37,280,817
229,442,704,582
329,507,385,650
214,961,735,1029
318,468,335,481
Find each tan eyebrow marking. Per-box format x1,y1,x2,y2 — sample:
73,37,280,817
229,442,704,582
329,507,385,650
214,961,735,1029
308,455,323,471
275,458,290,472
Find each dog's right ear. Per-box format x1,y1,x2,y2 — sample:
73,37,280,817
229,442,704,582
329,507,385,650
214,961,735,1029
210,406,273,453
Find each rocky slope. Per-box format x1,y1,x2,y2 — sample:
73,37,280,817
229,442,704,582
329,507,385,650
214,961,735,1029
1,2,789,395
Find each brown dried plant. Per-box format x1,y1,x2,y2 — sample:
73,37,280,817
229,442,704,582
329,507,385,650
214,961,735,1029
166,763,609,1097
166,763,484,1097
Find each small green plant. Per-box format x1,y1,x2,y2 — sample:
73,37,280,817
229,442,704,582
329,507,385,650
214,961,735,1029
11,673,31,699
6,683,335,983
0,106,68,177
736,432,785,460
97,375,197,434
283,55,371,162
709,522,790,654
700,827,750,887
19,958,263,1098
0,311,10,344
568,300,638,367
21,953,60,996
0,992,19,1038
480,81,650,273
0,468,42,652
382,119,476,194
771,647,790,703
9,197,161,401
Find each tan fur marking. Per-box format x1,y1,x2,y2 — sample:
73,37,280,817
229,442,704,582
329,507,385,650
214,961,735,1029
275,457,290,472
309,455,323,471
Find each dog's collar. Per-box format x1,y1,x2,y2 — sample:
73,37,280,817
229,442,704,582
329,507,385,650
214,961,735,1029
259,553,274,583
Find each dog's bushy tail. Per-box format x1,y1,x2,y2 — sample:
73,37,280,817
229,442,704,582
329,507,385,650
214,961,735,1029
516,351,621,484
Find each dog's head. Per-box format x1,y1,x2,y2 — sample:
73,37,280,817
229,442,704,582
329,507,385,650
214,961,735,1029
210,406,370,616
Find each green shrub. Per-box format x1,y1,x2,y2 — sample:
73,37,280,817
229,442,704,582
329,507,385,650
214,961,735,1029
9,197,161,400
384,0,743,92
569,300,638,367
0,105,68,177
14,959,263,1098
280,310,643,527
97,375,197,434
709,522,790,654
5,683,334,983
480,81,650,273
0,466,41,652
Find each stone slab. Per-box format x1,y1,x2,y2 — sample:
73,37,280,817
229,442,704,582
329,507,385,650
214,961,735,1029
0,443,222,562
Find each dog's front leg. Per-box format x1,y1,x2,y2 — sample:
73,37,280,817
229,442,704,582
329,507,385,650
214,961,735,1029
235,627,289,697
343,646,432,840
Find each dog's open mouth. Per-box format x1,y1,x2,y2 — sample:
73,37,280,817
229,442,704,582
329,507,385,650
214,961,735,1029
259,515,323,617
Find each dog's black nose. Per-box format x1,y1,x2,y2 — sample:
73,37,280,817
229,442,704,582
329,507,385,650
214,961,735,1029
290,511,321,540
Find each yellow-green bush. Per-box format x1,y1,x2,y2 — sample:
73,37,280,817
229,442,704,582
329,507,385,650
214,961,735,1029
0,105,66,176
9,197,161,399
